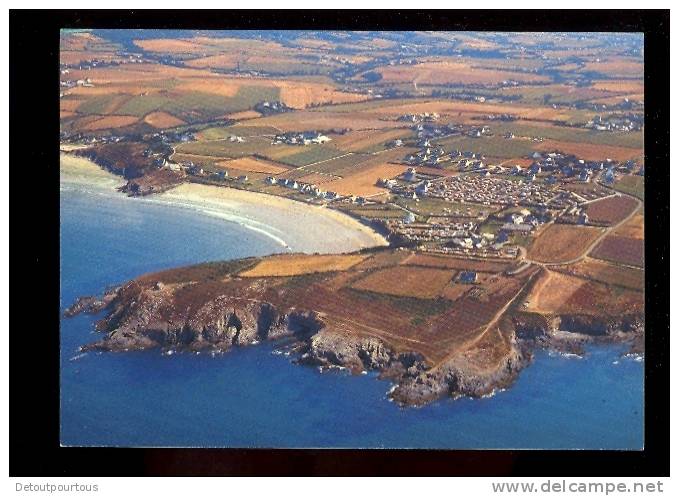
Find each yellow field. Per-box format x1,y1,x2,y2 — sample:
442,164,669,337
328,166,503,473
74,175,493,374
613,212,644,239
277,81,369,108
331,129,411,152
215,157,291,174
240,254,368,277
225,110,262,120
134,38,212,54
534,140,643,162
327,163,410,196
375,61,550,86
582,59,644,78
143,111,186,129
524,270,586,314
173,79,241,97
184,53,243,70
591,80,644,94
79,115,139,131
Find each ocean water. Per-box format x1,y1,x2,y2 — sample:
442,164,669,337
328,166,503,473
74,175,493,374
60,184,644,449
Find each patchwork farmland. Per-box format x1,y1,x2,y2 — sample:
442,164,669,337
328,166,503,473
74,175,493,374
60,30,646,375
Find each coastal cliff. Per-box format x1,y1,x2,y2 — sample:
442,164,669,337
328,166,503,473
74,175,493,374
65,256,644,407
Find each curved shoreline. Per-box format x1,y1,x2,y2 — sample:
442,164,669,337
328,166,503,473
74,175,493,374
60,153,388,254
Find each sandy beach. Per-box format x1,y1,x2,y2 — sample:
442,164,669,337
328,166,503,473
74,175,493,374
156,183,388,253
60,152,388,254
60,152,126,190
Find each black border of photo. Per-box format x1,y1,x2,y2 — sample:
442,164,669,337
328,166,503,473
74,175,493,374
9,9,669,476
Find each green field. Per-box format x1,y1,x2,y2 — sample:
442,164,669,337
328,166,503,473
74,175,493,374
339,204,406,220
198,125,282,140
113,86,281,122
395,197,496,217
239,59,338,76
487,122,644,149
314,97,425,113
303,153,373,175
75,94,128,115
612,174,644,200
435,135,538,159
175,136,297,161
277,145,347,167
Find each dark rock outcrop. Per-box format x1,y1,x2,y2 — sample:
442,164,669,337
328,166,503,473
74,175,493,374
65,280,644,407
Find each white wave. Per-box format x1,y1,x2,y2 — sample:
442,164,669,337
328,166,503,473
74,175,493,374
548,350,583,359
135,196,293,250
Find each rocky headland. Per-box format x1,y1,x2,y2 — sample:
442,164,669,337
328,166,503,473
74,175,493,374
64,254,644,407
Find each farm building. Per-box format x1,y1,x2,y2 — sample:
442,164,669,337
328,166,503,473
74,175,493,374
458,271,478,284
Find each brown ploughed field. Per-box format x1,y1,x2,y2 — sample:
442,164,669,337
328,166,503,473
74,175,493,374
556,258,644,291
590,235,644,268
350,265,454,299
584,195,639,225
528,225,604,263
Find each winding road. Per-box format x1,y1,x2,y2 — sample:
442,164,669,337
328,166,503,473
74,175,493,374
524,191,642,267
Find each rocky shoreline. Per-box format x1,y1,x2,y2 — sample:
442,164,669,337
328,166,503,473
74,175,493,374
65,277,644,407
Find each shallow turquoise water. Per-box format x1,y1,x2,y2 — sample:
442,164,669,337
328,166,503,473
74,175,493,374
60,185,644,448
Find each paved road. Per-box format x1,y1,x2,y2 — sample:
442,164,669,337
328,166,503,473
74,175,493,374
525,192,642,267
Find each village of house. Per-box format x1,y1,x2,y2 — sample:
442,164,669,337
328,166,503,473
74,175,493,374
104,108,642,272
60,30,644,292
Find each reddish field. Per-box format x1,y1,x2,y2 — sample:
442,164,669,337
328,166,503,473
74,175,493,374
584,195,639,225
535,140,642,162
528,225,604,264
591,235,645,268
404,253,510,273
353,250,413,271
526,268,643,316
375,61,550,86
351,266,454,299
422,270,537,349
143,111,186,129
60,99,85,112
558,258,644,291
78,115,139,131
563,283,643,316
294,172,339,185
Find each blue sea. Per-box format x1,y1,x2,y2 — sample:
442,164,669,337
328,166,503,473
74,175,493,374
60,183,644,449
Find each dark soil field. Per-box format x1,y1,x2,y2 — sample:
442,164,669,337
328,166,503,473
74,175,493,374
403,253,510,273
584,195,639,225
591,235,645,268
350,265,455,299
